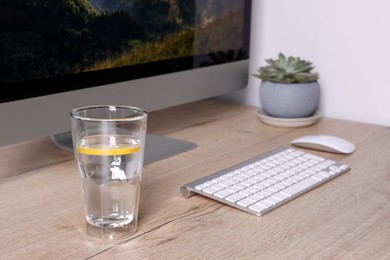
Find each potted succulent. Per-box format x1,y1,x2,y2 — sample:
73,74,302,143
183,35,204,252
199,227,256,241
253,53,320,118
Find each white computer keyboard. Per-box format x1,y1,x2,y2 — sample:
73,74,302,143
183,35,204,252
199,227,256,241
180,147,351,216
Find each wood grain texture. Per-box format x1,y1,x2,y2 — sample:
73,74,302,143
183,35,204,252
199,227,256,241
1,99,390,259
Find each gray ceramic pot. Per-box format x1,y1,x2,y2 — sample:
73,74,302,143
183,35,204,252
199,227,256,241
259,81,320,118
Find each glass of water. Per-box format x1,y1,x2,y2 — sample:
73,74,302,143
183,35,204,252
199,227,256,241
70,105,147,239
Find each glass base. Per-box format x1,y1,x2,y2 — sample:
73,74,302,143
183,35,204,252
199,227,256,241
86,221,137,240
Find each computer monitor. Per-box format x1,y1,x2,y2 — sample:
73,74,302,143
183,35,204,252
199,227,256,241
0,0,252,164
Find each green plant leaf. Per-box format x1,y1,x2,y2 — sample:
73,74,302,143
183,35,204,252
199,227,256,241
254,53,319,83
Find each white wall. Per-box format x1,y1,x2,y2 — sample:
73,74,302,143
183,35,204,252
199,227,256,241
224,0,390,126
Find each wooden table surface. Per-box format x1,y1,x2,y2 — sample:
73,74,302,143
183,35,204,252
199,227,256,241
1,99,390,259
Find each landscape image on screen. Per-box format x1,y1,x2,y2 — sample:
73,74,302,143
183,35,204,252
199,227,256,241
0,0,247,85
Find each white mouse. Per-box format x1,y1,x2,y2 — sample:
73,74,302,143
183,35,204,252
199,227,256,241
291,134,356,154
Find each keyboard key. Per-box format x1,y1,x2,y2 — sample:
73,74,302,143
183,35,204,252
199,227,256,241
264,196,280,205
248,203,268,214
237,198,255,207
214,189,233,198
225,192,246,203
272,192,289,201
280,177,320,197
254,200,273,209
203,186,219,194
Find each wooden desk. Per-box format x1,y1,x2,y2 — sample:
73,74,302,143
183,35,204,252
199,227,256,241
1,99,390,259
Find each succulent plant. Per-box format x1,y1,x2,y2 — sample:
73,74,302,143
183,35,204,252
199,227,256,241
253,53,319,84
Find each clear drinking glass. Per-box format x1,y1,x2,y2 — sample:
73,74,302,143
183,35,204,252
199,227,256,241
70,105,147,239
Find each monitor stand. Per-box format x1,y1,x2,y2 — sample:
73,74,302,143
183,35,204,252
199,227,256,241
51,132,198,165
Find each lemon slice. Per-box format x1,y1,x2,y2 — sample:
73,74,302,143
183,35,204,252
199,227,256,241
77,145,141,156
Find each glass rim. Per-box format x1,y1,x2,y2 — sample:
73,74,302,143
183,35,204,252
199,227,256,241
70,105,147,122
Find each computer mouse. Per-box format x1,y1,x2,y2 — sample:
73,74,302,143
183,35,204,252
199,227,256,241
291,134,356,154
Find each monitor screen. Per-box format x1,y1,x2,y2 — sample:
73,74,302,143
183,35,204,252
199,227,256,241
0,0,252,163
